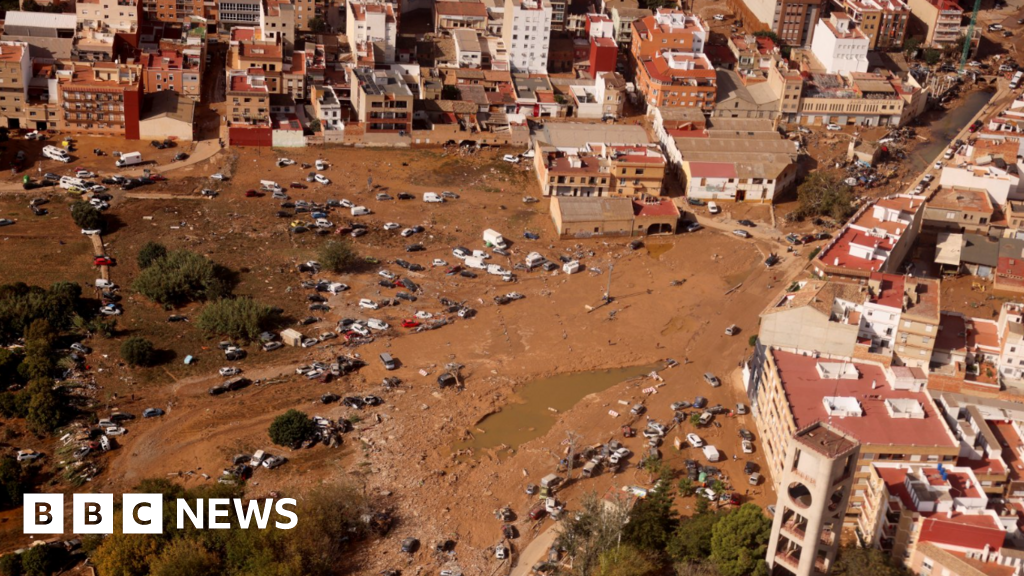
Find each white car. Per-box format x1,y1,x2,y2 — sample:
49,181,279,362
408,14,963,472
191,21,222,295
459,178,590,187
210,173,227,181
502,154,520,163
452,247,470,259
708,201,720,215
16,449,42,462
367,319,390,331
314,218,334,229
686,433,704,448
487,264,510,276
826,124,842,131
314,174,331,185
327,282,349,294
349,323,370,337
105,426,127,436
414,311,433,320
340,199,354,208
742,440,754,454
301,338,318,348
219,367,241,377
358,298,379,310
384,222,401,231
277,158,295,166
472,250,490,260
378,270,397,280
76,170,96,178
315,159,327,171
934,161,943,170
713,14,725,20
81,228,102,235
400,228,417,237
432,258,447,267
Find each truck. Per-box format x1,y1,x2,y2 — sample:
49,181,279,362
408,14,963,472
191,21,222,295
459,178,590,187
42,145,71,163
483,229,507,249
115,152,143,168
525,252,545,269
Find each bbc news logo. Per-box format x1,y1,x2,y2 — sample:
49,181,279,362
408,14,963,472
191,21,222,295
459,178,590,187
24,494,298,534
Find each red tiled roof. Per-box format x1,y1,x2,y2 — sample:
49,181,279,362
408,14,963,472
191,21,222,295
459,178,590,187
869,272,904,308
435,0,487,17
688,162,735,178
919,514,1003,551
633,199,679,217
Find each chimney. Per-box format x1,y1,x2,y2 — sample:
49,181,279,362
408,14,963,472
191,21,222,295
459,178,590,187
872,380,878,389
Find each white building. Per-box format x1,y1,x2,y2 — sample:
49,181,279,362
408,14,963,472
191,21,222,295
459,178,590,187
453,29,483,68
939,165,1021,206
998,303,1024,381
502,0,551,74
810,13,869,74
346,0,398,64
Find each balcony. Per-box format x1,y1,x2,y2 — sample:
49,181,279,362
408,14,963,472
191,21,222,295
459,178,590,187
775,552,800,570
781,520,807,540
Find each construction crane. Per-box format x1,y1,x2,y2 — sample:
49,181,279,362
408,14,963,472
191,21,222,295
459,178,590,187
960,0,983,72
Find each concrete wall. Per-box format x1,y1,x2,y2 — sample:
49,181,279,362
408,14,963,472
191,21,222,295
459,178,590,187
139,116,193,141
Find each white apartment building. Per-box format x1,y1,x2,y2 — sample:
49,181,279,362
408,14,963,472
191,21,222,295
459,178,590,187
347,0,398,64
940,164,1020,206
810,13,869,74
998,303,1024,381
502,0,551,74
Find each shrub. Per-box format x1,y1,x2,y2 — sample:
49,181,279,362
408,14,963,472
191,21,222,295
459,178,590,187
132,250,229,307
268,410,315,448
197,298,274,342
137,242,168,269
120,337,155,367
319,240,358,274
0,282,85,344
70,201,104,231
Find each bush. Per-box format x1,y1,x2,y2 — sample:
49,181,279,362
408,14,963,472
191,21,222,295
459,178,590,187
137,242,168,269
0,455,30,510
0,282,85,345
120,337,155,367
710,504,771,576
793,172,855,222
71,201,104,231
268,410,315,448
319,240,358,274
197,298,274,342
25,380,64,434
132,250,229,307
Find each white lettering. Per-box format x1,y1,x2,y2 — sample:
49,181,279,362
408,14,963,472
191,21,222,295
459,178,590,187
274,498,298,529
208,498,231,529
176,499,203,529
233,499,273,529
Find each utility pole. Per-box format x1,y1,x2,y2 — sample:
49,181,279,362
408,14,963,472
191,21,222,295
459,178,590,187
564,430,582,480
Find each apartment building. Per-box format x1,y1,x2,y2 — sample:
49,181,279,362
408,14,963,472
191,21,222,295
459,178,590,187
605,1,652,48
312,84,344,131
810,13,869,74
151,0,205,24
814,195,925,279
261,0,295,54
218,0,262,31
838,0,910,50
436,0,488,33
892,276,940,370
56,61,142,139
0,42,31,130
350,67,413,133
629,9,707,61
534,143,666,197
741,0,824,46
292,0,316,30
502,0,551,73
141,48,203,100
635,52,716,110
940,139,1022,206
76,0,140,34
226,70,270,125
922,187,995,234
906,0,962,47
347,0,398,64
745,348,959,531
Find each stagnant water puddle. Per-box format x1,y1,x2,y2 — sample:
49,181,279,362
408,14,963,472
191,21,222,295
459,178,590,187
909,88,994,172
454,363,665,458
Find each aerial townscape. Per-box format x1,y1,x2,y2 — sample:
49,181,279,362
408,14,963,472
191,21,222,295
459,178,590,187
8,0,1024,575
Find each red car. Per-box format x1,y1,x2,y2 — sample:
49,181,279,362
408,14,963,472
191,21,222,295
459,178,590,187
244,189,262,197
622,425,635,438
93,256,115,266
401,319,421,328
446,265,462,275
148,174,167,182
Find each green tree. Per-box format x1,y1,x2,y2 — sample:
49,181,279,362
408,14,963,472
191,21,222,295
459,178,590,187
903,37,921,59
710,504,771,576
0,349,24,391
25,379,64,434
923,48,941,66
556,492,632,576
0,455,30,510
137,241,168,269
753,30,781,45
120,337,155,367
318,240,359,274
70,201,104,231
20,545,68,576
149,538,221,576
943,35,967,59
689,412,702,426
668,512,722,563
89,531,162,576
268,410,315,448
132,250,229,307
308,16,327,33
598,544,658,576
623,483,676,552
442,85,462,100
197,298,274,342
0,553,22,576
832,545,913,576
794,171,855,222
18,320,57,382
677,478,696,497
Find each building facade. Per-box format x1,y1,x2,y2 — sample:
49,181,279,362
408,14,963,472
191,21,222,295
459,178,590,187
57,61,142,139
502,0,552,73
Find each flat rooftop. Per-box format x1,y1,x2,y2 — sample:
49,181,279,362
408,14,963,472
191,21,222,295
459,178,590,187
771,350,956,449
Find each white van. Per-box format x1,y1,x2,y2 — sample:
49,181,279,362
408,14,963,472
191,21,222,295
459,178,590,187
115,151,143,168
43,145,70,163
487,264,509,276
562,260,580,274
60,176,87,191
525,252,545,268
464,256,487,270
95,279,116,289
351,206,371,216
423,192,444,203
1012,71,1023,90
259,179,281,191
702,445,720,462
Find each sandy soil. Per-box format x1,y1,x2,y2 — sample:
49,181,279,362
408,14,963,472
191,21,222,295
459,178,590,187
0,135,805,572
